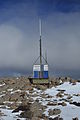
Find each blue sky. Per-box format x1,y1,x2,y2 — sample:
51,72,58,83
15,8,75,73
0,0,80,76
0,0,80,17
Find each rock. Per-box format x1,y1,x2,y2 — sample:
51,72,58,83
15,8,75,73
60,77,71,82
30,101,44,118
50,78,61,86
36,85,47,90
20,92,26,98
0,102,4,105
41,93,47,98
58,102,67,106
20,110,33,119
49,109,61,116
57,89,65,92
21,99,29,106
0,110,5,116
0,76,80,120
12,103,31,113
49,116,63,120
24,85,33,91
47,95,53,98
42,114,49,120
49,118,55,120
73,94,80,96
72,82,76,85
31,117,41,120
9,92,23,102
69,79,77,84
72,117,78,120
4,79,16,85
2,93,10,101
47,102,57,106
70,102,80,107
10,102,18,109
67,95,72,99
59,118,63,120
61,102,67,106
13,101,44,119
56,92,63,98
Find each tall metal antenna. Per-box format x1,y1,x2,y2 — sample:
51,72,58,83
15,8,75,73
39,19,42,65
45,50,48,64
39,19,41,37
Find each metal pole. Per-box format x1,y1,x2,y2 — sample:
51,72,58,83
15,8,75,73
39,19,42,78
45,51,48,64
39,19,42,65
40,36,42,65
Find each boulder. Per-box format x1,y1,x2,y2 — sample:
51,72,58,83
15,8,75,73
12,101,44,119
0,110,4,116
47,102,57,106
56,92,63,98
49,109,61,116
67,95,72,99
49,116,63,120
20,110,33,119
36,85,47,90
58,102,67,106
70,102,80,107
72,117,78,120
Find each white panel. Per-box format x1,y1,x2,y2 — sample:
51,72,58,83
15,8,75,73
33,65,40,71
44,65,48,71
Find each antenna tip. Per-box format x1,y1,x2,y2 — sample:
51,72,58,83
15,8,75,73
39,19,41,36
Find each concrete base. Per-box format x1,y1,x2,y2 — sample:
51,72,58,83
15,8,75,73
28,77,49,85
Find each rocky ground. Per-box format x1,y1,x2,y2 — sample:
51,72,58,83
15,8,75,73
0,76,80,120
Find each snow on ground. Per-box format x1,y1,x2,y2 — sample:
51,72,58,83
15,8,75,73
26,90,29,94
33,88,42,94
44,82,80,103
28,82,80,119
0,82,80,119
7,89,13,92
72,96,80,102
43,82,80,119
3,101,14,104
10,89,21,94
56,82,80,95
60,104,80,120
0,83,5,87
44,86,58,97
45,82,80,96
0,94,5,98
44,103,80,120
0,108,26,120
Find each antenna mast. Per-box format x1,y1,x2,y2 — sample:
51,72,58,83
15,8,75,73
39,19,42,65
45,51,48,64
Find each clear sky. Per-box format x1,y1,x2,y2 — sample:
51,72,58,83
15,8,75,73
0,0,80,76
